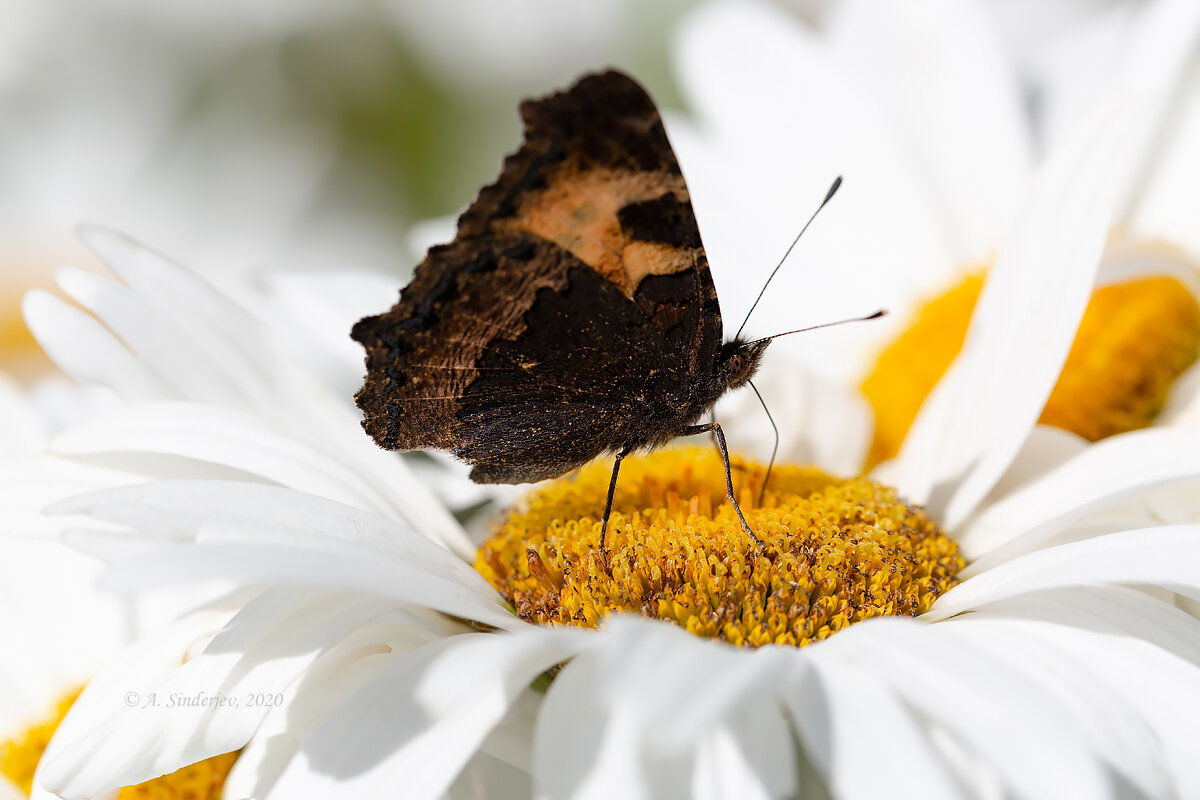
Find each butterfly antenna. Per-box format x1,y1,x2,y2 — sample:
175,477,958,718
747,379,778,506
734,176,843,341
748,309,886,347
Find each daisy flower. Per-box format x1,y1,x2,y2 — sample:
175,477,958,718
10,54,1200,799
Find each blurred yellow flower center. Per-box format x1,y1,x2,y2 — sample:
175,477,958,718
0,689,81,795
475,448,964,648
0,688,236,799
863,273,1200,466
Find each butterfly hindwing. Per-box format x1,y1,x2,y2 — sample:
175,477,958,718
352,234,702,482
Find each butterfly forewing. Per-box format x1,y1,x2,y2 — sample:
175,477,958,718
353,70,730,485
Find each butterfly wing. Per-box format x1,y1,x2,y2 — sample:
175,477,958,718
353,235,701,482
457,69,723,375
353,70,725,483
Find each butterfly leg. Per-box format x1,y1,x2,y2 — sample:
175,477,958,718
600,446,633,556
679,422,765,552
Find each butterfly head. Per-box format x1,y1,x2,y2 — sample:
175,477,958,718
719,338,770,391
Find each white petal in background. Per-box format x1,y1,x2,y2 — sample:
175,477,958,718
22,230,472,557
826,0,1033,263
890,95,1137,528
672,0,957,386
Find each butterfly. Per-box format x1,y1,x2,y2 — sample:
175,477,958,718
352,69,772,551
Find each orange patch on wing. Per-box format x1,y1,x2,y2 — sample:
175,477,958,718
498,167,694,296
623,240,696,285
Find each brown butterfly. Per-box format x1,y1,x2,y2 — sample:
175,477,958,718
353,69,821,552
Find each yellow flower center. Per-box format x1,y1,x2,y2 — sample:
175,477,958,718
0,689,81,795
862,274,984,468
1,688,237,799
115,753,239,800
862,272,1200,465
475,448,964,648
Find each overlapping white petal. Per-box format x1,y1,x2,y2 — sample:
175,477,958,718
267,629,586,799
959,427,1200,566
535,618,795,800
30,602,240,799
889,95,1137,528
49,481,517,631
22,228,471,559
40,589,400,794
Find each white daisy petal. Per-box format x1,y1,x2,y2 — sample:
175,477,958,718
950,588,1200,798
674,0,957,384
40,589,398,795
960,427,1200,568
47,400,471,558
1131,67,1200,254
75,227,280,404
225,609,454,798
955,585,1200,676
22,289,168,404
942,614,1172,798
927,525,1200,620
267,630,585,799
0,372,49,455
90,542,516,631
0,539,126,737
49,404,412,520
828,0,1033,261
0,454,141,539
894,95,1140,527
50,491,516,628
535,618,795,800
445,752,533,800
252,268,400,398
974,424,1088,506
30,229,473,555
54,266,250,407
49,480,497,600
785,648,962,799
818,618,1108,798
1101,0,1200,220
35,604,237,795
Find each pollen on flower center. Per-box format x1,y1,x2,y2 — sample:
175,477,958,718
475,448,964,648
863,272,1200,465
1,687,237,798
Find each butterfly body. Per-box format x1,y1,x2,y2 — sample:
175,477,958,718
352,70,767,526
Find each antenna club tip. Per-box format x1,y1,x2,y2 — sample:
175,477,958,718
825,176,843,202
869,309,887,320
